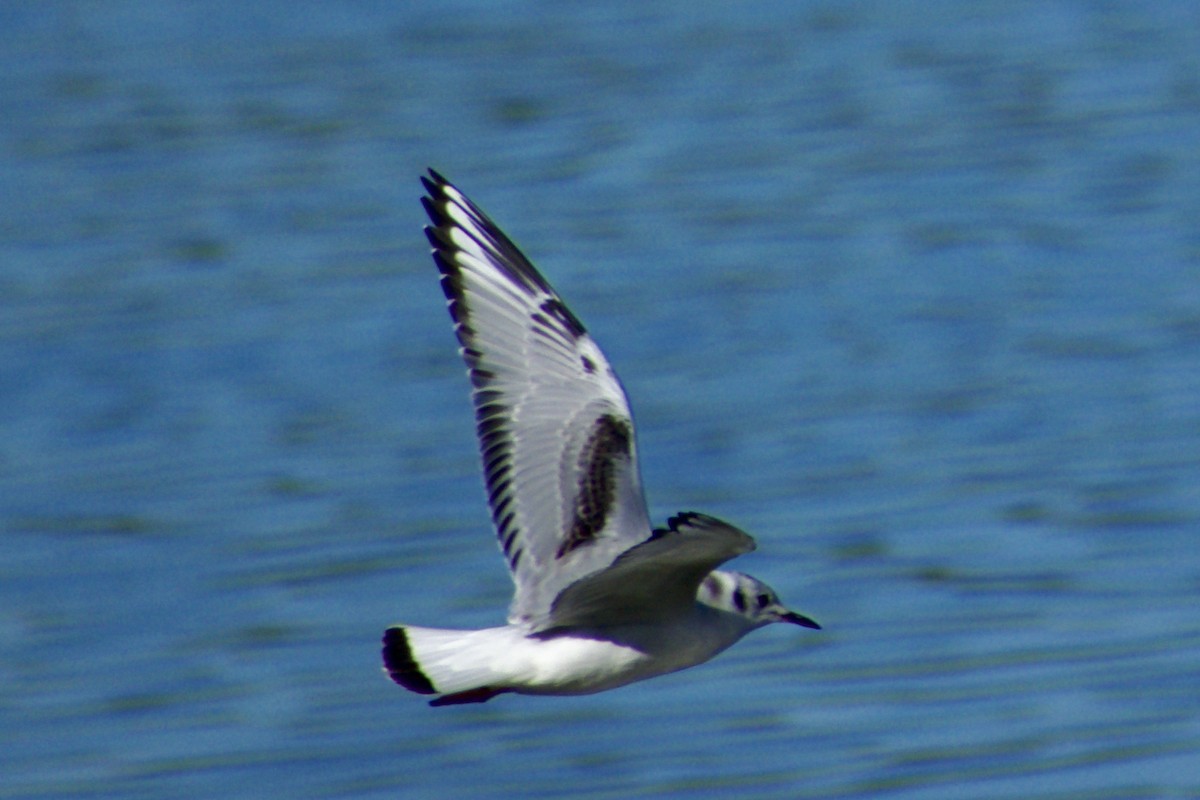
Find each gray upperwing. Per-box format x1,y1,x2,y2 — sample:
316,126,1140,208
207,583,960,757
420,171,653,626
542,512,756,631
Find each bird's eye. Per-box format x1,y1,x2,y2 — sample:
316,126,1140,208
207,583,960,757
756,593,771,609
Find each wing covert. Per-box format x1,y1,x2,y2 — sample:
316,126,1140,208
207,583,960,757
544,513,756,631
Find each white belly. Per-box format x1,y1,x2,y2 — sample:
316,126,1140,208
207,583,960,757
509,617,744,696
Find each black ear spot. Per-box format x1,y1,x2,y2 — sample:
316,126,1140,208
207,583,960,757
733,588,748,613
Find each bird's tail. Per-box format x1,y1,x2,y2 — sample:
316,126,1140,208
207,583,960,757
381,625,515,706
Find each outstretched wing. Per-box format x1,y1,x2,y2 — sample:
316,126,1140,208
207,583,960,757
421,169,653,626
544,513,756,631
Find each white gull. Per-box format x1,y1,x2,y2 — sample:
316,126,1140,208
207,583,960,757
382,169,820,706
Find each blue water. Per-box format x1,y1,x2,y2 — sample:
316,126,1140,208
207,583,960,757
3,2,1199,798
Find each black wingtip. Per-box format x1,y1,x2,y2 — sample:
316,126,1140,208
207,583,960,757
381,627,437,695
420,194,439,222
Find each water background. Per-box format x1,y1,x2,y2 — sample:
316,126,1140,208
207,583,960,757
2,2,1199,798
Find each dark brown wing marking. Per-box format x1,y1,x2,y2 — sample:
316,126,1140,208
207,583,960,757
556,414,633,559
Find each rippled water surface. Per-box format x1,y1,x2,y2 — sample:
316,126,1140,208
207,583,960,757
3,2,1199,798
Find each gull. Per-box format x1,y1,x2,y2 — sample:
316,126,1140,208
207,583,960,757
382,170,820,706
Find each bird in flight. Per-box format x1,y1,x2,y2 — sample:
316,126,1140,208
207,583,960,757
382,170,820,706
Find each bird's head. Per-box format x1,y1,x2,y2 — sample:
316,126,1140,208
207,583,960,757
698,570,821,631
